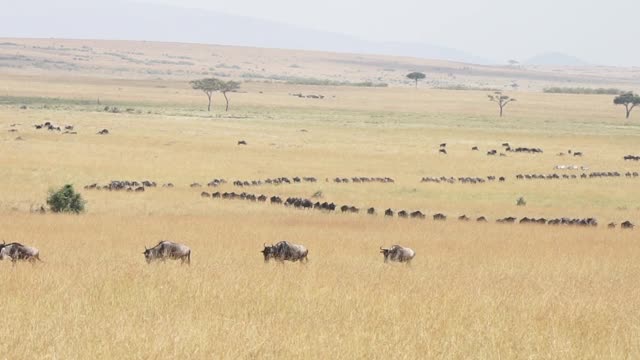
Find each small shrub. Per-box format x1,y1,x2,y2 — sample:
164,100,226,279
47,184,86,214
516,197,527,206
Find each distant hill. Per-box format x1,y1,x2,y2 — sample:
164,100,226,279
525,52,589,66
0,0,487,64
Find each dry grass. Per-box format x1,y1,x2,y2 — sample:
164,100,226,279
1,45,640,358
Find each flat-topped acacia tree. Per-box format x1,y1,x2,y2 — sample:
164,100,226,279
488,91,516,117
220,81,240,112
190,78,224,111
614,92,640,119
406,72,426,88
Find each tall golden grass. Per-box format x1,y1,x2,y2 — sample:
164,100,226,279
1,65,640,358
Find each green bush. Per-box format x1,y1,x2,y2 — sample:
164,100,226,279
47,184,86,214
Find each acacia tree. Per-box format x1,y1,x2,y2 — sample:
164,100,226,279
190,78,223,111
488,91,516,117
406,72,426,88
220,81,240,112
614,92,640,119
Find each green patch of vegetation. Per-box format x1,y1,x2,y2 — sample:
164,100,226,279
47,184,86,214
543,87,624,95
241,73,387,87
435,85,500,91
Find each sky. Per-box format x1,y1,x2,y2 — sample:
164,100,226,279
138,0,637,66
2,0,638,66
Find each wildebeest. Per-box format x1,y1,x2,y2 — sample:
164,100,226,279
621,221,634,229
237,140,247,145
0,242,42,264
367,207,376,215
433,213,446,221
439,148,447,155
384,208,394,217
261,241,308,263
143,241,191,265
380,245,415,264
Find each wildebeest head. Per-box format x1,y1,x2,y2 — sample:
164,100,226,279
0,241,7,260
261,243,274,262
380,246,391,262
143,246,155,264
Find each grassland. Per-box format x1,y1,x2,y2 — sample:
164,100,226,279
1,39,640,359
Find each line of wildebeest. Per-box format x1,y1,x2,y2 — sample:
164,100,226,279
200,190,636,229
0,239,415,266
86,167,640,194
420,170,640,184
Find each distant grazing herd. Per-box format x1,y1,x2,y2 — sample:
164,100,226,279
439,143,545,156
421,176,505,184
420,170,640,184
29,122,109,135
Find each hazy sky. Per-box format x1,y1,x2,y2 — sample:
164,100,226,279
137,0,638,66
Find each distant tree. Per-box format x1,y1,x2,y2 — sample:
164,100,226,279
613,92,640,119
406,72,426,88
220,81,241,112
508,59,519,66
190,78,223,111
488,91,516,117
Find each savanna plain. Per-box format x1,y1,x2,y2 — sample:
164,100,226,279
1,39,640,359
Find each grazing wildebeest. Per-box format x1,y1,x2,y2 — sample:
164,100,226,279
380,245,415,264
367,207,376,215
458,214,470,221
237,140,247,145
261,241,308,263
439,148,447,155
410,211,426,219
472,146,479,151
398,210,408,218
270,196,282,204
608,222,617,229
440,143,446,148
476,216,487,222
433,213,446,221
0,242,42,264
384,208,394,217
621,221,634,229
143,241,191,265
